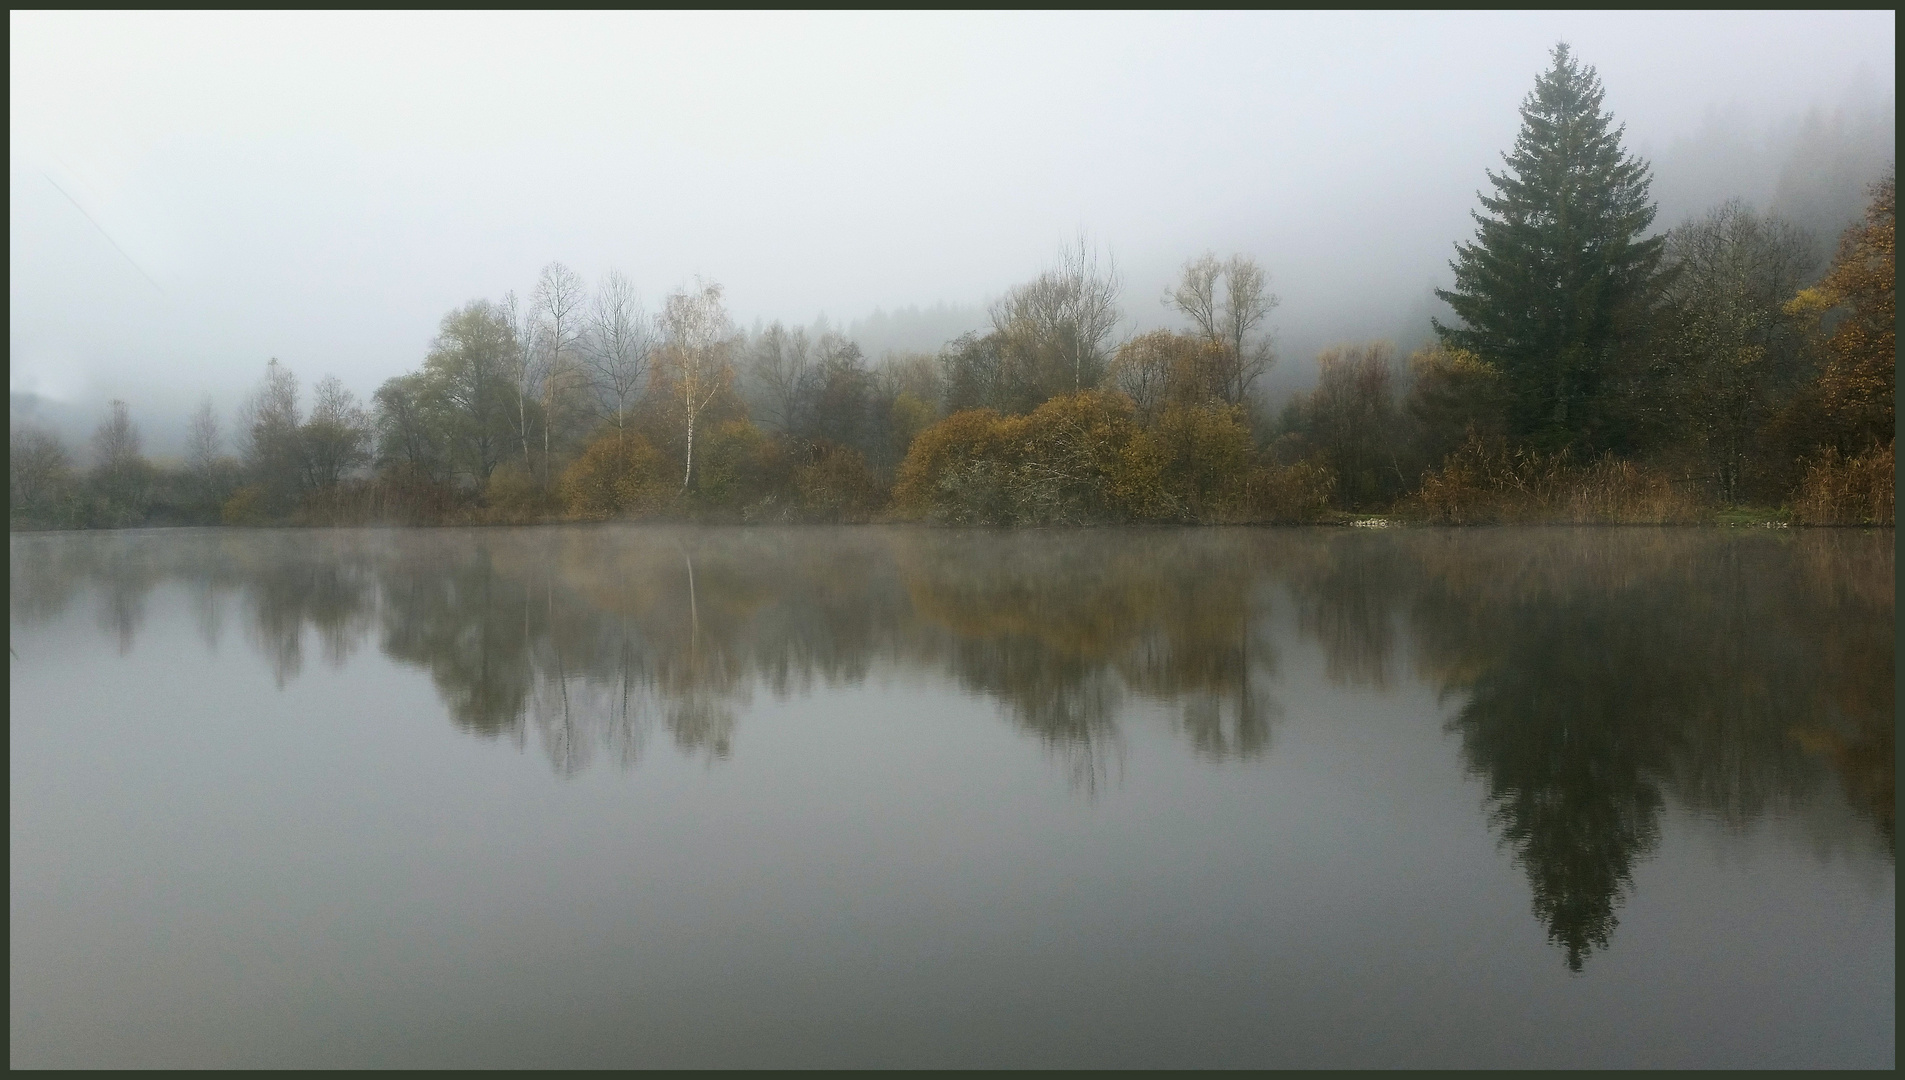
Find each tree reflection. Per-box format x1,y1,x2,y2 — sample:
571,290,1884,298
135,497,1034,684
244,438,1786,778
8,525,1891,966
897,530,1280,785
239,535,376,686
1407,529,1894,969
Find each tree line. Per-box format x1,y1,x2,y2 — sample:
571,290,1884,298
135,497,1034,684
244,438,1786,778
9,44,1894,531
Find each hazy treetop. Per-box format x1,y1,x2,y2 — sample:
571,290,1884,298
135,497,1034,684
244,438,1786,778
9,11,1894,446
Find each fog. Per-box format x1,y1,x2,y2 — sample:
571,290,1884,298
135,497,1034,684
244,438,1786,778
9,11,1894,457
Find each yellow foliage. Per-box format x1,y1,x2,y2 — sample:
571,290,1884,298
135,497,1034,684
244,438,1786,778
1149,403,1254,521
1789,171,1895,448
1782,286,1834,320
559,431,669,519
893,392,1272,524
892,407,1013,520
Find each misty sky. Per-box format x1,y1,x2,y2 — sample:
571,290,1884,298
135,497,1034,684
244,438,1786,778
9,11,1896,452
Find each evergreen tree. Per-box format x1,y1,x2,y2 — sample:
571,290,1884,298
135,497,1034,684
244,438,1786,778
1434,44,1663,450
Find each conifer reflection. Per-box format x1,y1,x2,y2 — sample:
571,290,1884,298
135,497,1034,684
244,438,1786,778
1408,530,1894,969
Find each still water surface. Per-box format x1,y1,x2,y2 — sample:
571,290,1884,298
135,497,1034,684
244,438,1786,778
9,526,1894,1067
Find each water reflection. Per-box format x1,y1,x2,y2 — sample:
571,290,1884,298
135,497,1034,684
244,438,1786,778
9,524,1893,969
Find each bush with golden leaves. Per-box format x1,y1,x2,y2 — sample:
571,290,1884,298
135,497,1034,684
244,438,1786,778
559,431,670,519
1149,403,1255,521
895,392,1331,525
1785,170,1894,451
482,463,554,522
220,485,271,526
892,407,1017,523
894,392,1162,525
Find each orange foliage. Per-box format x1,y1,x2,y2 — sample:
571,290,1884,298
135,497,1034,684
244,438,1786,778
1787,170,1895,449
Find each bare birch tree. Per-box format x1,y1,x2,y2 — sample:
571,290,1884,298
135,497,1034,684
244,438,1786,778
986,235,1124,408
499,290,539,471
91,399,148,523
241,358,305,506
655,279,735,493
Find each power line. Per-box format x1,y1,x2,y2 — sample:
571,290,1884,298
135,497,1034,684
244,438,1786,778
43,174,166,295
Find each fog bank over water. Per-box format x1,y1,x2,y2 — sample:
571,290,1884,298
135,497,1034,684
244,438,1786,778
9,11,1894,457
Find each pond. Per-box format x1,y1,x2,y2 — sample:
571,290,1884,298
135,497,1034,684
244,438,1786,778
8,525,1894,1067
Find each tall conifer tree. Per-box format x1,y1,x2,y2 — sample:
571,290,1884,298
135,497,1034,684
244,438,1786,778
1434,44,1662,449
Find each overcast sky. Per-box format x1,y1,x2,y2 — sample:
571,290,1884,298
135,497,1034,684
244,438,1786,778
9,11,1896,447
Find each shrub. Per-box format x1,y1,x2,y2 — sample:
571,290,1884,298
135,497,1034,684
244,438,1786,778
1238,461,1337,523
483,463,550,522
560,431,670,519
1149,403,1255,521
795,444,884,522
1007,391,1150,525
693,419,791,512
893,392,1162,525
221,485,271,526
892,407,1014,521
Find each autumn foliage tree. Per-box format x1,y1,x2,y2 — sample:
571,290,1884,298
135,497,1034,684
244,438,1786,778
1786,168,1895,452
1107,330,1232,422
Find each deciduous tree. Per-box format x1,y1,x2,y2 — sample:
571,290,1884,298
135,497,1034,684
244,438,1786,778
1786,168,1895,451
423,301,519,485
301,376,372,488
1652,201,1816,501
583,269,652,449
1167,253,1279,404
90,399,150,525
654,280,737,492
